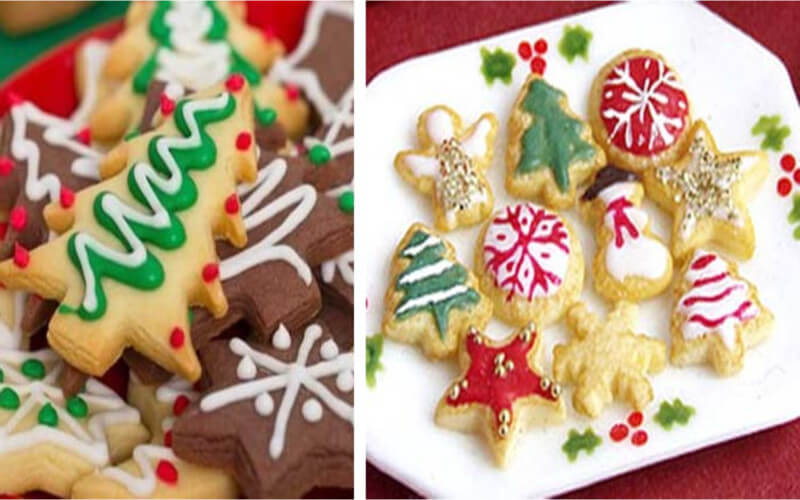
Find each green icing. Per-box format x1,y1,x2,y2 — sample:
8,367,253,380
562,428,601,462
516,78,597,191
654,398,695,430
61,93,236,321
788,195,800,239
67,396,89,418
480,46,515,86
124,129,142,142
132,51,159,95
0,387,19,410
229,47,262,85
395,230,479,339
309,144,331,166
255,105,277,126
38,403,59,427
366,333,384,388
558,24,592,63
752,115,791,151
149,1,228,47
21,359,45,380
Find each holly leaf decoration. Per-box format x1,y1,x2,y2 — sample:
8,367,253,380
562,427,601,462
751,115,791,151
480,47,516,86
654,398,695,430
558,24,592,63
366,333,384,388
788,194,800,239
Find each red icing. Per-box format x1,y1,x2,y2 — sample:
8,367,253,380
163,430,173,447
793,169,800,185
534,38,548,54
285,84,300,101
156,459,179,484
173,395,190,416
688,300,754,329
60,186,75,208
691,253,716,270
160,94,175,115
610,423,629,442
13,243,29,268
530,56,546,75
235,132,252,150
9,206,27,231
627,411,643,427
169,327,185,349
6,92,23,108
605,197,640,248
781,154,796,172
778,177,792,196
518,41,532,59
631,429,648,446
0,156,13,176
224,193,240,214
75,127,91,146
600,55,688,156
225,73,245,92
202,263,219,282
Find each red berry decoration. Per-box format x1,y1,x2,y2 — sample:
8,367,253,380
202,263,219,282
793,169,800,185
610,423,629,442
225,73,245,92
0,156,13,176
518,41,532,59
9,206,27,231
534,38,548,54
169,327,185,349
530,56,546,75
156,460,179,484
163,430,173,447
75,127,91,146
781,154,796,172
224,193,240,214
777,177,792,197
627,411,643,427
285,84,300,101
160,94,175,115
173,395,190,416
631,429,648,446
60,187,75,209
235,132,252,151
13,243,29,269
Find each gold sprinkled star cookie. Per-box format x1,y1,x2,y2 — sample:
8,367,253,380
643,120,768,260
395,105,497,232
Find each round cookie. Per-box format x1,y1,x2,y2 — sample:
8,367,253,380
475,202,583,327
588,49,692,172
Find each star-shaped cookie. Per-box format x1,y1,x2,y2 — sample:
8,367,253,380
643,120,768,260
435,324,565,466
553,302,666,417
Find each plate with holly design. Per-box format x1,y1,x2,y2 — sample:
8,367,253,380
363,2,800,497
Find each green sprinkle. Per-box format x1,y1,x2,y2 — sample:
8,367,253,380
124,129,141,142
366,334,384,388
562,428,601,462
255,105,278,126
309,144,332,166
654,398,695,430
21,359,45,380
338,191,354,214
480,46,516,86
0,387,20,410
38,403,59,427
751,115,791,151
67,396,89,418
558,24,593,63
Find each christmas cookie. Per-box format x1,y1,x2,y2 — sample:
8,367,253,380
74,39,112,130
72,376,238,499
580,166,673,302
320,249,354,309
553,302,666,417
0,349,149,497
91,1,283,143
383,223,492,359
588,49,692,171
643,120,768,260
476,202,583,327
670,250,773,375
172,324,353,498
435,324,565,467
506,74,605,209
395,105,497,231
0,82,258,381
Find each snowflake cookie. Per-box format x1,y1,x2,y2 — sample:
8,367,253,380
580,166,673,302
588,49,692,172
476,202,583,327
670,250,773,376
506,74,605,209
553,302,666,418
383,223,492,359
435,324,565,467
395,105,498,231
643,120,768,260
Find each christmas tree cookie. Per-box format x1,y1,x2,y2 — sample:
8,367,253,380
589,49,692,172
90,1,283,143
383,223,492,359
643,120,768,260
670,250,773,375
0,80,258,382
506,74,605,209
435,324,565,467
395,105,498,231
553,302,666,417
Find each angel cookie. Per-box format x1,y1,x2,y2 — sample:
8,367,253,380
589,49,692,171
506,74,605,209
670,250,773,375
581,166,672,302
553,302,666,417
435,324,565,467
476,202,583,327
383,223,491,359
395,105,497,231
643,120,768,260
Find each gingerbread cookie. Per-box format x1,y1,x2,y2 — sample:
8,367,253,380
581,166,672,302
383,223,492,359
395,105,497,231
320,249,353,309
670,250,773,375
435,324,565,467
643,120,768,260
553,302,666,417
588,49,692,172
172,324,353,498
476,202,583,327
0,82,258,381
506,74,605,209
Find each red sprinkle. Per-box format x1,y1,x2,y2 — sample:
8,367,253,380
173,395,190,416
0,156,13,176
778,177,792,196
518,41,532,59
285,84,300,101
202,263,219,282
163,430,173,447
13,243,29,268
534,38,548,54
60,187,75,208
75,127,91,146
631,430,648,446
156,460,179,484
224,193,240,214
530,56,546,75
225,73,245,92
793,169,800,185
235,132,252,151
627,411,643,427
781,154,796,172
169,327,185,349
6,92,24,108
610,423,629,442
0,222,7,239
160,94,175,115
9,206,27,231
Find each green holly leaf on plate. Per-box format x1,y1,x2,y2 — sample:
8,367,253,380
366,333,384,388
480,46,516,86
752,115,791,151
562,427,601,462
558,24,592,63
654,398,695,430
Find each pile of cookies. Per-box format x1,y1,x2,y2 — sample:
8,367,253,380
384,48,773,466
0,1,353,498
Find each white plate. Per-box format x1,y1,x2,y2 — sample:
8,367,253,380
363,2,800,497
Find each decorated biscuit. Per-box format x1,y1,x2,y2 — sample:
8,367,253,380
172,323,353,498
580,166,673,302
475,202,583,327
506,74,605,209
395,105,497,231
588,49,692,171
0,81,258,381
670,250,773,375
74,39,112,128
435,324,565,467
383,223,492,359
643,120,768,260
553,302,666,417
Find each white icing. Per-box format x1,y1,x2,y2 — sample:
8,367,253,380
320,339,338,360
404,154,439,178
255,392,274,416
458,117,492,158
395,285,471,316
72,39,109,126
426,109,455,144
272,323,291,350
301,399,322,422
237,355,257,380
321,249,353,286
335,370,354,392
302,86,354,159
